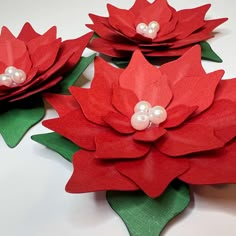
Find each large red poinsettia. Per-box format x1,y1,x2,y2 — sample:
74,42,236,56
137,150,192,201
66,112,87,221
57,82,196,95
87,0,227,58
0,23,92,102
43,46,236,198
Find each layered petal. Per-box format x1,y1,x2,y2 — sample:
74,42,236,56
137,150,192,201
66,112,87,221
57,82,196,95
66,150,138,193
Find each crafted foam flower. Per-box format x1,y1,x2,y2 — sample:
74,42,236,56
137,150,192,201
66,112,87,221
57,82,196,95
87,0,227,60
0,23,93,147
0,23,92,102
42,46,236,198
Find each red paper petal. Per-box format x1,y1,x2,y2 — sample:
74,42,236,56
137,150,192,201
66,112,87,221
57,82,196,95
95,130,150,159
17,22,41,42
169,70,224,114
103,111,135,134
58,32,93,73
0,26,15,40
163,105,198,128
43,109,106,150
107,4,136,38
66,150,138,193
179,141,236,184
27,26,57,53
70,58,122,125
0,38,27,65
87,14,126,42
115,148,189,197
175,4,210,39
30,38,61,74
112,85,138,117
215,79,236,103
119,50,163,101
133,126,167,142
190,99,236,143
160,45,205,86
157,123,224,156
44,93,80,117
129,0,150,14
135,0,172,26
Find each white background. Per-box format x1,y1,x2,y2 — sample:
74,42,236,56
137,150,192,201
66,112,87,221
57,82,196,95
0,0,236,235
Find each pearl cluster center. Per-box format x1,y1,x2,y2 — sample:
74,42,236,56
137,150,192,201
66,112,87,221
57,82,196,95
131,101,167,131
0,66,26,87
136,21,160,39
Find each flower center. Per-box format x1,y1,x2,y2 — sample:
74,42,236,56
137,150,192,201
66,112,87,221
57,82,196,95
0,66,26,87
131,101,167,130
136,21,160,39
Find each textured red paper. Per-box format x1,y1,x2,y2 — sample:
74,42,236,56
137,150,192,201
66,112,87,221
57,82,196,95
87,0,227,58
43,46,236,197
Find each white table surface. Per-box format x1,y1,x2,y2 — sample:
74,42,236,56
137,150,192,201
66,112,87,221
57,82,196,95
1,0,236,235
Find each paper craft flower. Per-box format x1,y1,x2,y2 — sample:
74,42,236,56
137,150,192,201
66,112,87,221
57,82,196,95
0,23,93,147
87,0,227,61
41,45,236,199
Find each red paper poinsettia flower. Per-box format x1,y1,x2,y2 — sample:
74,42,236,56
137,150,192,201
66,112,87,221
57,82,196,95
87,0,227,58
43,46,236,198
0,23,92,102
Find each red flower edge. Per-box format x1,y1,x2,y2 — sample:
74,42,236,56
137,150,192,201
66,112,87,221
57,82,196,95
43,45,236,198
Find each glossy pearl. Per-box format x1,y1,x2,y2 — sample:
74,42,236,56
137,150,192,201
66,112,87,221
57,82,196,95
12,69,26,84
136,23,148,35
149,106,167,125
148,21,160,32
5,66,17,77
0,74,13,87
134,101,151,113
131,111,150,130
144,28,157,40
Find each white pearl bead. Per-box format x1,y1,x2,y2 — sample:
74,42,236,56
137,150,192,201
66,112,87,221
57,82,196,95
12,69,26,84
5,66,17,77
134,101,151,113
148,21,160,32
136,23,148,35
131,111,150,131
149,106,167,125
0,74,13,87
144,28,157,39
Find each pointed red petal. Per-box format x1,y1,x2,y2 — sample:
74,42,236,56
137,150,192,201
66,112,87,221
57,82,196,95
95,130,150,159
136,0,173,26
107,4,136,38
170,70,224,114
163,105,198,128
175,4,210,39
0,39,27,65
17,22,41,41
103,111,135,134
215,79,236,103
66,150,138,193
0,26,15,39
134,126,166,142
119,50,163,102
44,93,79,116
160,45,205,86
179,142,236,184
157,123,224,156
129,0,150,14
43,109,105,150
112,85,138,117
30,38,61,73
115,148,189,197
190,99,236,143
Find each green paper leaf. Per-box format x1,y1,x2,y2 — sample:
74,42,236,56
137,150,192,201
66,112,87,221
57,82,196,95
31,132,80,162
107,182,190,236
54,54,96,93
200,41,223,62
0,96,45,148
